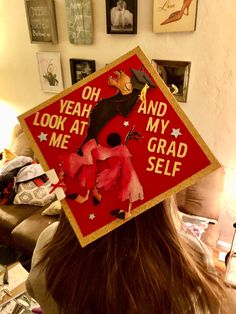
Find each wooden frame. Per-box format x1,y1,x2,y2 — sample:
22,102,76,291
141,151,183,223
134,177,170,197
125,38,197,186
37,52,64,93
106,0,137,34
152,59,191,102
153,0,198,33
70,59,96,84
24,0,58,44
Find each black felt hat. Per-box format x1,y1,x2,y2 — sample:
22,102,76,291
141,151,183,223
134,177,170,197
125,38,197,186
130,68,156,90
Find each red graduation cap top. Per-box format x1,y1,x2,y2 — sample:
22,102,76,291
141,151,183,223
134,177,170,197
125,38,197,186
18,47,220,247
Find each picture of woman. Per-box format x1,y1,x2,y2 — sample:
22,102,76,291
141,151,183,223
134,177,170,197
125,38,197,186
106,0,137,34
110,1,133,30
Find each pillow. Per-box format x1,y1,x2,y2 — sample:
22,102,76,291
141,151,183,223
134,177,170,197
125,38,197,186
0,156,32,175
11,132,34,158
14,180,56,207
41,200,62,216
16,163,45,183
10,124,23,142
176,167,225,220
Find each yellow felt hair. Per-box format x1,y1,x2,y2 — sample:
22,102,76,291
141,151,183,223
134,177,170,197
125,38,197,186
2,148,17,162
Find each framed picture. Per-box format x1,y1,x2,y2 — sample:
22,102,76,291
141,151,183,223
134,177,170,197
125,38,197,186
36,52,64,93
105,0,137,34
152,59,191,102
70,59,96,84
153,0,198,33
65,0,93,44
24,0,58,44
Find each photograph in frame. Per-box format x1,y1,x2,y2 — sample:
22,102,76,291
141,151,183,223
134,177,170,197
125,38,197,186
19,47,219,247
37,52,64,93
153,0,198,33
152,59,191,102
24,0,58,44
70,59,96,84
106,0,137,34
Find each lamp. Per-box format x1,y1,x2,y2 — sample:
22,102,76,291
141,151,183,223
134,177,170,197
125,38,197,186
224,223,236,287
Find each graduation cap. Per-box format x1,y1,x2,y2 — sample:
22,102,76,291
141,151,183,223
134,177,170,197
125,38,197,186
18,46,220,247
130,68,156,90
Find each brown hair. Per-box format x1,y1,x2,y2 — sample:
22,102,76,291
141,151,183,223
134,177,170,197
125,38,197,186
40,200,224,313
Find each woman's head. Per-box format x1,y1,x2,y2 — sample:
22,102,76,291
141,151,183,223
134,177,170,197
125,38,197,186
41,199,224,314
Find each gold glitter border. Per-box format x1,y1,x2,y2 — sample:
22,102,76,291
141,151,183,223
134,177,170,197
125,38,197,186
18,47,221,247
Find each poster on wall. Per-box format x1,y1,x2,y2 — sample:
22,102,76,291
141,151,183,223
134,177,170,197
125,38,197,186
153,0,198,33
36,52,64,93
65,0,93,44
18,46,220,247
24,0,58,44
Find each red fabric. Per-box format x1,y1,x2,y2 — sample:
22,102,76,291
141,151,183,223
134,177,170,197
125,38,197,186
33,177,45,187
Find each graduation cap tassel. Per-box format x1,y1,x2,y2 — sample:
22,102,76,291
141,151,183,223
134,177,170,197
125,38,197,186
139,84,149,104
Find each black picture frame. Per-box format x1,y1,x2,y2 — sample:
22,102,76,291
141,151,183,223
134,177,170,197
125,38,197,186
24,0,58,44
105,0,137,34
70,59,96,84
152,59,191,103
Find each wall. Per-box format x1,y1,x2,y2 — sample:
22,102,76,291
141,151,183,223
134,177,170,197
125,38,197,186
0,1,236,238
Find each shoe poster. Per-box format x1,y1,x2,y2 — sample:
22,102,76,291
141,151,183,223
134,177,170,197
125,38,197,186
18,46,219,247
153,0,198,33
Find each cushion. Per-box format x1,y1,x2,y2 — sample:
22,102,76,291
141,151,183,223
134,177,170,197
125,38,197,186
10,125,34,158
12,210,59,253
10,124,23,142
16,163,45,183
0,156,32,175
176,167,225,220
0,204,40,230
41,200,62,216
13,180,56,207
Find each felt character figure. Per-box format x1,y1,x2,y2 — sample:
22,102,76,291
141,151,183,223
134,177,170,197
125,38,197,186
96,132,144,220
77,68,155,155
58,129,143,220
59,67,152,219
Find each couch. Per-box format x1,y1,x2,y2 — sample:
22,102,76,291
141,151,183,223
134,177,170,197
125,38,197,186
0,124,225,257
0,124,59,257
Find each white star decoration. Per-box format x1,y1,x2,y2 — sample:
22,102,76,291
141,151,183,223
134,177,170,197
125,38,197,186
171,128,182,138
38,132,48,142
123,121,129,127
89,213,96,220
